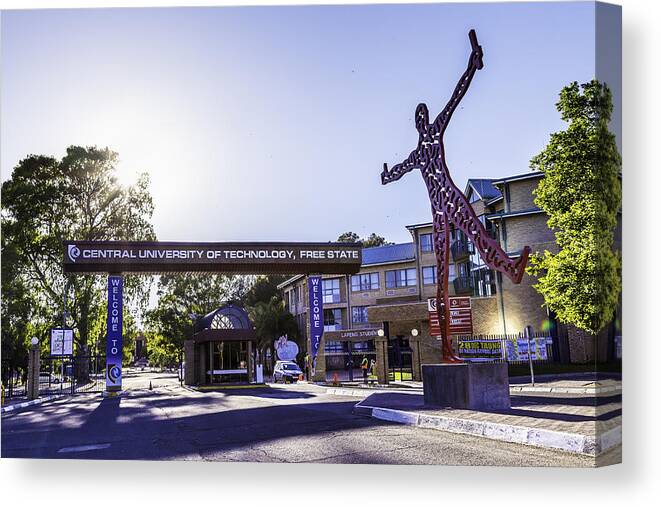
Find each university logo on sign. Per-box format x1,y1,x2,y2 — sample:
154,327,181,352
428,297,473,336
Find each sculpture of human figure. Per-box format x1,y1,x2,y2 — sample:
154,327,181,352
381,29,531,362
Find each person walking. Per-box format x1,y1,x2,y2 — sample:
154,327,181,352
361,356,369,384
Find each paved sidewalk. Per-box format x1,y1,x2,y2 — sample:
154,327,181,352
1,394,65,414
327,373,621,396
354,389,621,460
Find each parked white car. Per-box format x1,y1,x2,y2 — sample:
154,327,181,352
272,361,303,383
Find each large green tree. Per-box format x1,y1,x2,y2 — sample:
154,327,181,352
145,273,250,362
528,80,621,335
1,146,156,359
241,275,288,308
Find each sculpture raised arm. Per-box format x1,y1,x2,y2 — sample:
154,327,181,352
429,29,484,138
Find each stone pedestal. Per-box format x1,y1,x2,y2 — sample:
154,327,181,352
422,363,510,410
312,337,326,382
374,336,389,384
183,340,195,386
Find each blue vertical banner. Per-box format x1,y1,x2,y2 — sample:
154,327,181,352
106,275,123,391
308,276,324,365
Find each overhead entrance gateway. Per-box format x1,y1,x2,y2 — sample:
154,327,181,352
63,240,362,393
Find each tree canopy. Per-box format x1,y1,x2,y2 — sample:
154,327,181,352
528,80,621,335
144,273,250,362
1,146,156,361
336,232,391,248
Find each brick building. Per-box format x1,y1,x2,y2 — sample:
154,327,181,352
278,171,621,383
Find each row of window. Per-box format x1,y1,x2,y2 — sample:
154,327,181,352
322,268,497,331
419,230,469,253
332,266,458,299
291,264,473,312
323,306,369,330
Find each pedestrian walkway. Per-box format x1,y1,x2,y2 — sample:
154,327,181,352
354,386,621,459
1,394,65,414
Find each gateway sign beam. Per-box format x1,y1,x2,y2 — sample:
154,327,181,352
63,241,362,274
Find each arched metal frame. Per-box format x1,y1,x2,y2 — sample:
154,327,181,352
381,29,531,363
197,304,254,332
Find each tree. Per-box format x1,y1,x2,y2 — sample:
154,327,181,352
1,146,156,361
242,275,288,308
336,232,391,248
145,331,180,369
145,273,250,361
528,80,621,335
248,296,300,365
337,232,360,243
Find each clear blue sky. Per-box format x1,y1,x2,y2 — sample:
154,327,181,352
1,2,619,245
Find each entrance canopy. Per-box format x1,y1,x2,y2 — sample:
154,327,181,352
63,240,362,275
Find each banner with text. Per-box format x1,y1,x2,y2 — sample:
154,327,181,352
457,336,550,361
106,275,123,390
505,336,549,361
308,276,324,363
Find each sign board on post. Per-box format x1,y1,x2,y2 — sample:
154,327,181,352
428,297,473,336
308,276,323,365
50,328,74,356
106,275,123,391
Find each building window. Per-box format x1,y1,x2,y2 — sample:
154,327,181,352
422,266,436,285
351,272,379,292
420,233,433,253
324,308,342,331
352,306,369,324
322,278,341,304
385,268,417,289
422,265,456,285
324,341,344,354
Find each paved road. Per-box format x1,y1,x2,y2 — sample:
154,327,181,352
1,373,616,466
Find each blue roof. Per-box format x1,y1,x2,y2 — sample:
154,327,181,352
362,242,415,266
467,179,502,200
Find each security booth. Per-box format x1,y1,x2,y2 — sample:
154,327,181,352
184,304,258,386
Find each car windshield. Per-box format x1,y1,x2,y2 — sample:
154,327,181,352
282,364,299,370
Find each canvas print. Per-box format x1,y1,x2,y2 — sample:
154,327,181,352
1,1,622,467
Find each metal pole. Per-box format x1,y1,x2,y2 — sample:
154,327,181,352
525,325,535,386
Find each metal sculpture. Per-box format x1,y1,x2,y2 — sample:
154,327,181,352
381,29,531,363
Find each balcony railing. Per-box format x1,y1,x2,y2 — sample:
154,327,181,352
453,275,474,295
450,239,473,260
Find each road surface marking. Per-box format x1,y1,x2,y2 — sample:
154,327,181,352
57,443,111,453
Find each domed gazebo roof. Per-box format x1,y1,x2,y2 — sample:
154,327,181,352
197,303,253,331
192,303,256,342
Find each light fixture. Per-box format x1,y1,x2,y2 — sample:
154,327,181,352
31,337,39,345
377,329,385,337
411,328,419,337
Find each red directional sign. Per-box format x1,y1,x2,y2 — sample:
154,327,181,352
428,297,473,336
